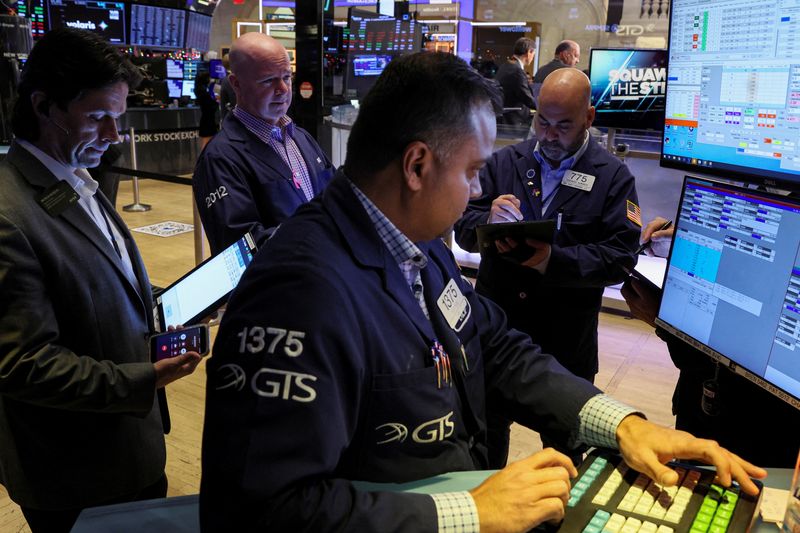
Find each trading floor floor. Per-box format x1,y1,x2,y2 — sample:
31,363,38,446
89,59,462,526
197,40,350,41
0,178,678,532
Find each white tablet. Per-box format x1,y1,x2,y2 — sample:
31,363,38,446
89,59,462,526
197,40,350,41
153,232,257,331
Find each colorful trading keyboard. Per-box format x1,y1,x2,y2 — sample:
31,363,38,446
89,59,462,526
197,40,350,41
557,451,763,533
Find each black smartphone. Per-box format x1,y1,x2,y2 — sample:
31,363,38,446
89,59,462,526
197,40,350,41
150,324,210,360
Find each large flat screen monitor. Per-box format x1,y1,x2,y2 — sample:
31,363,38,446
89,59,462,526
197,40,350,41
48,0,126,44
656,175,800,410
661,0,800,189
185,11,211,51
14,0,48,39
166,79,182,99
130,4,186,49
589,48,667,131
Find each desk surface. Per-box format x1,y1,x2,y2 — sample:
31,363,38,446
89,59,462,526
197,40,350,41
71,467,792,533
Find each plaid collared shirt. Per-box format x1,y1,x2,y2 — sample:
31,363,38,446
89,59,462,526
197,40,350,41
232,107,314,201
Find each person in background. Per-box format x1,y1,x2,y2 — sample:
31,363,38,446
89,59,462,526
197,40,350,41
0,28,201,533
622,217,800,467
218,54,236,125
195,71,218,151
531,39,581,105
200,51,763,533
455,68,640,466
494,37,536,126
193,33,335,253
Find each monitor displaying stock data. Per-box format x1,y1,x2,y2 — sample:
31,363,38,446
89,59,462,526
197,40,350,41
657,176,800,409
661,0,800,189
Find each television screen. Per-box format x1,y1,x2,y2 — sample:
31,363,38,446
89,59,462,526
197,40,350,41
166,59,183,79
661,0,800,189
130,4,186,49
182,81,196,99
14,0,48,39
183,59,199,80
208,58,226,78
657,175,800,410
185,11,211,51
48,0,126,44
589,48,667,131
352,55,391,77
166,79,182,99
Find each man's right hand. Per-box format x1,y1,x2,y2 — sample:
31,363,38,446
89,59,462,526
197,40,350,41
154,352,202,389
489,194,523,223
470,448,577,533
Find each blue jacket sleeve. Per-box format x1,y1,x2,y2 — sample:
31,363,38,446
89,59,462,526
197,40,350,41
193,148,273,253
453,155,502,252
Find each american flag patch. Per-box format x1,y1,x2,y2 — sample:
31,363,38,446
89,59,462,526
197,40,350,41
626,200,642,227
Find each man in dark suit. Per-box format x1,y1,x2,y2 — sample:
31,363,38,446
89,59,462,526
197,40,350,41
531,40,581,106
0,28,201,533
495,37,536,126
193,33,335,253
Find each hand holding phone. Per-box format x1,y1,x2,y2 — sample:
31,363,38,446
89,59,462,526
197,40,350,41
150,324,210,360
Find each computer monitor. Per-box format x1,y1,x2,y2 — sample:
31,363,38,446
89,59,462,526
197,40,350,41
182,81,196,99
345,9,420,99
183,59,199,81
130,4,186,49
185,11,211,51
352,55,392,77
166,58,183,79
589,48,667,131
166,79,182,99
661,0,800,189
656,175,800,410
208,58,226,79
13,0,48,39
48,0,126,44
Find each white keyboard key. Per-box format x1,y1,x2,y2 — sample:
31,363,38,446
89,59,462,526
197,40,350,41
656,526,674,533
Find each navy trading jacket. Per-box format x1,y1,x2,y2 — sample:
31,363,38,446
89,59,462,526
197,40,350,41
193,113,336,253
454,138,640,379
200,172,601,532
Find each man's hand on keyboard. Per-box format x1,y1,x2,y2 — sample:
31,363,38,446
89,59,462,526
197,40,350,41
615,415,767,496
470,448,578,533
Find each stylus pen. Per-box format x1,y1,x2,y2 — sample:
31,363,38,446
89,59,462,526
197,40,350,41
635,220,673,255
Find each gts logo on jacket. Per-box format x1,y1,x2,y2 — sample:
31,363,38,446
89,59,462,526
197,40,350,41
375,412,455,445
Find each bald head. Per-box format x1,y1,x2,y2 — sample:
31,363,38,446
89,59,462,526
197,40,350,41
533,68,595,164
229,33,287,76
555,40,581,66
539,68,591,112
228,33,293,124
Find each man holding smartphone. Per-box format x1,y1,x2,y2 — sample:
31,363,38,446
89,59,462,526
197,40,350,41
0,29,201,532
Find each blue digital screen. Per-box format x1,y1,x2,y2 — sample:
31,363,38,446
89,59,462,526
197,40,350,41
352,54,391,77
589,48,667,130
166,79,182,99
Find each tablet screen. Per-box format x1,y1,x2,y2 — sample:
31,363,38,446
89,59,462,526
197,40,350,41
156,233,256,330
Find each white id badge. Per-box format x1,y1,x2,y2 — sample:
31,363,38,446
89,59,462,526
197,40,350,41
562,170,596,192
437,279,471,332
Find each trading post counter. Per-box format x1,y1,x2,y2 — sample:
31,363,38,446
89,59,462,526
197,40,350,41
116,107,202,177
71,451,792,533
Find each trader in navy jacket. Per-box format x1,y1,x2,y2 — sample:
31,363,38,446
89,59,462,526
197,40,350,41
455,68,640,465
200,52,763,533
193,33,335,253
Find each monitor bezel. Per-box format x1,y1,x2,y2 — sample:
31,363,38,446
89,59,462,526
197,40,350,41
655,174,800,410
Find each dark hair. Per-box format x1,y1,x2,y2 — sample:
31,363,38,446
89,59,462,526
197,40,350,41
12,27,142,141
513,38,535,56
555,41,575,56
344,52,501,179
